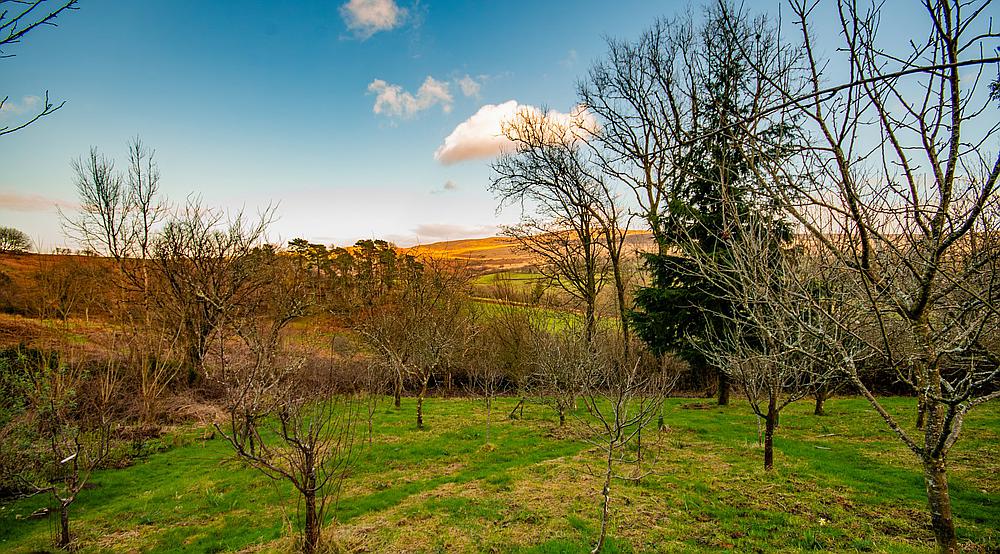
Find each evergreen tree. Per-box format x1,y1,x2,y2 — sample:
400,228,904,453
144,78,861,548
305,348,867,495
629,7,795,404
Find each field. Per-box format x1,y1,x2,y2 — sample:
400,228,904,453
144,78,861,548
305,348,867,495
1,396,997,553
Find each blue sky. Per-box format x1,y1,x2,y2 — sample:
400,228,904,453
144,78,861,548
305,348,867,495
1,0,684,250
0,0,953,250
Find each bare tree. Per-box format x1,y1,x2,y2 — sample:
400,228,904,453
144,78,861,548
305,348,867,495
150,199,274,382
31,255,103,324
481,279,540,420
9,348,118,549
465,330,506,444
212,250,353,553
63,138,168,335
361,257,474,428
64,139,166,270
684,224,853,470
579,333,675,554
724,0,1000,549
0,226,32,252
0,0,77,137
527,317,590,427
216,361,359,553
578,16,698,251
490,108,609,343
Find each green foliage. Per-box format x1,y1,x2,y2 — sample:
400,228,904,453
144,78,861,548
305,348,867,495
629,8,798,388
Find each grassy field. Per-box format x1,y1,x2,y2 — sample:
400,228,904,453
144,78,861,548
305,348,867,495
1,396,997,553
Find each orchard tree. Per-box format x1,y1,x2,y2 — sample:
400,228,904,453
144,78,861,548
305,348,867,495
6,348,118,549
360,257,474,427
725,0,1000,549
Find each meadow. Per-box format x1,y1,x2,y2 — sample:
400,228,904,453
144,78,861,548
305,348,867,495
2,396,997,553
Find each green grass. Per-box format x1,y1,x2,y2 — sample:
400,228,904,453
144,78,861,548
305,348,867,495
472,271,546,287
1,396,997,553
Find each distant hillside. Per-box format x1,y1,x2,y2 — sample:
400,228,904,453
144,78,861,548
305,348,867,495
404,236,533,272
404,231,657,273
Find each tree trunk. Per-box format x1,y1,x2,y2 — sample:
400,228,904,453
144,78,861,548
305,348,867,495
416,395,424,429
608,243,630,359
303,451,320,554
814,391,826,416
585,299,596,346
485,396,492,443
509,397,524,420
763,394,777,471
186,342,202,385
558,404,566,427
303,489,319,553
717,371,730,406
393,376,402,408
637,426,643,465
416,378,428,429
58,503,70,549
592,444,614,554
923,456,958,553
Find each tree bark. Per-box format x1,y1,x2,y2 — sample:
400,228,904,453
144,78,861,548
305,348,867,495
923,456,958,553
393,376,402,408
592,444,614,554
58,503,70,549
416,377,428,429
764,393,777,471
717,371,730,406
509,397,524,420
916,396,927,430
814,391,826,416
485,396,492,443
416,395,424,429
303,451,320,554
303,490,319,553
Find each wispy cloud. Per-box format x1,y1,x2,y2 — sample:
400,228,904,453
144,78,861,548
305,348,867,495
340,0,407,39
0,192,78,212
430,180,459,195
433,100,597,164
0,95,40,117
368,76,453,118
560,49,579,68
456,75,482,98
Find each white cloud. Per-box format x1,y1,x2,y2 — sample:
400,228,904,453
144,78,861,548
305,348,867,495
368,76,453,118
456,75,482,98
0,95,39,116
433,100,597,164
340,0,406,39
